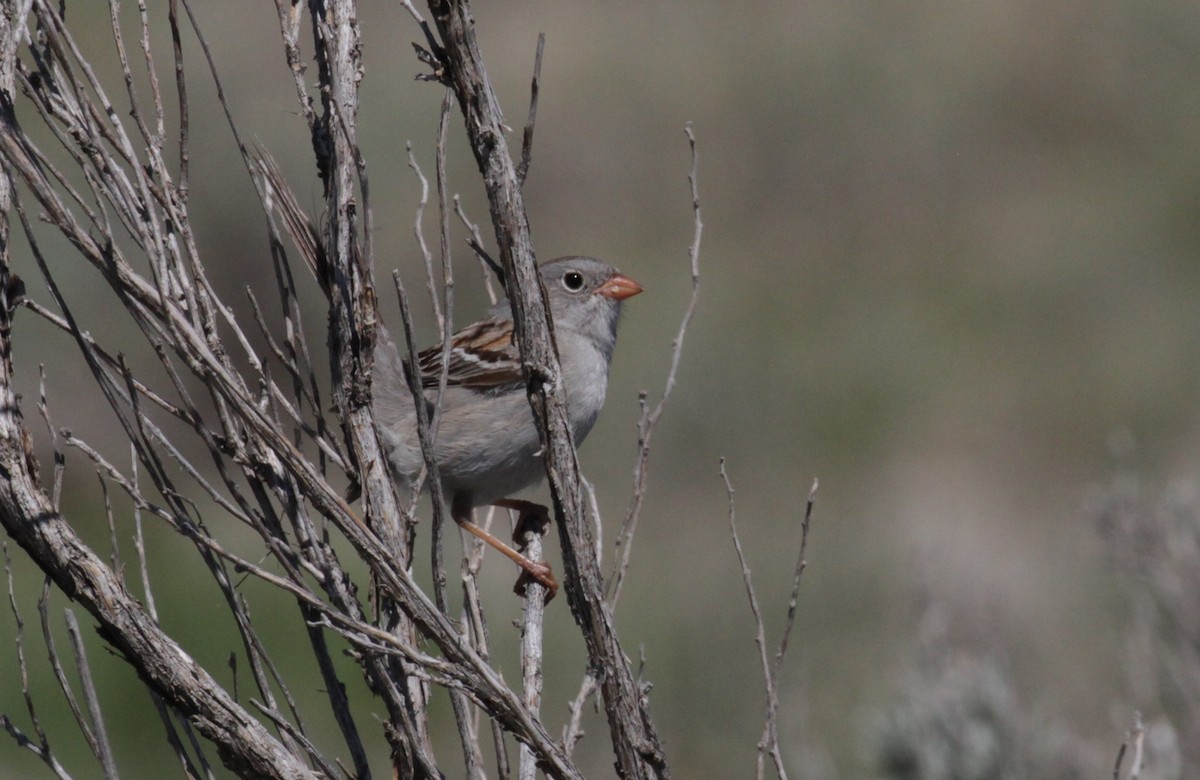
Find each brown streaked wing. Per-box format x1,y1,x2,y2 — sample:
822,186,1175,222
417,318,524,388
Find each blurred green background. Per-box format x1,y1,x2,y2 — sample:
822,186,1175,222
4,0,1200,777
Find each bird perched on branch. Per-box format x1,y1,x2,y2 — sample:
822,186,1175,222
373,256,643,599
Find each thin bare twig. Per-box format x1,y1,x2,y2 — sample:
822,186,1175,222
36,365,64,512
1112,740,1127,780
145,687,207,780
97,477,122,579
64,608,118,780
37,582,100,775
517,507,550,780
4,545,72,780
773,480,816,682
564,123,702,759
406,140,442,329
561,673,599,756
460,507,512,779
516,33,545,187
607,123,702,607
423,82,487,779
1113,711,1145,780
732,470,815,780
431,87,457,417
251,701,344,780
454,198,500,303
129,449,158,621
166,0,190,202
0,715,74,780
392,268,486,778
466,234,506,297
721,459,785,780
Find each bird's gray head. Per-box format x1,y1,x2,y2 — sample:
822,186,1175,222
490,256,643,353
540,256,642,350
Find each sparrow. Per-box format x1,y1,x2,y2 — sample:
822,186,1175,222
373,256,643,597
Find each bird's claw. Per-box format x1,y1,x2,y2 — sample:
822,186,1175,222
514,561,558,603
510,504,551,546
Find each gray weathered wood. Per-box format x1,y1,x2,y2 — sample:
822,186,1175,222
425,2,670,777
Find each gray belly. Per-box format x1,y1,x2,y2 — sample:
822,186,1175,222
381,376,603,509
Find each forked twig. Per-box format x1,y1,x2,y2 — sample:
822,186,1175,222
722,459,817,780
3,544,72,780
455,198,500,303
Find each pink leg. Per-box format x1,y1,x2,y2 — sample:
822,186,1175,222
492,498,551,544
454,498,557,601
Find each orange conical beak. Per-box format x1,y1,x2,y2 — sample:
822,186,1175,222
596,273,644,301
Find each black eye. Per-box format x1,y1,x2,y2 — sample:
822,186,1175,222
561,271,585,292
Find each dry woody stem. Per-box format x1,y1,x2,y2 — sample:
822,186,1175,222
0,1,706,777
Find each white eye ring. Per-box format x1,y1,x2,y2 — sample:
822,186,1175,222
561,271,585,292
